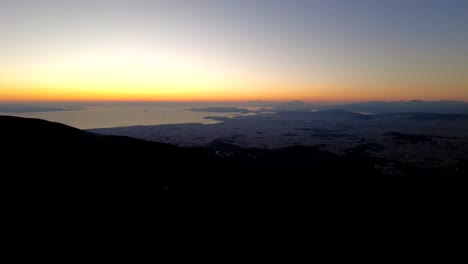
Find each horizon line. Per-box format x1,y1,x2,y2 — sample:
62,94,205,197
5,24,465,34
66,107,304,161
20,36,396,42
0,99,467,104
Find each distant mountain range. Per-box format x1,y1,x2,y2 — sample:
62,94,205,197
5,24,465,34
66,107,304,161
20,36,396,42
0,104,80,113
328,100,468,114
2,100,467,114
244,100,468,114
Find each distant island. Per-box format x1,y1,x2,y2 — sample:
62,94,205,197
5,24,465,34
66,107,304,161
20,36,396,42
189,107,253,114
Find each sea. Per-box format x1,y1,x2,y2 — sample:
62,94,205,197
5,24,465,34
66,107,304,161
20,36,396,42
0,104,260,129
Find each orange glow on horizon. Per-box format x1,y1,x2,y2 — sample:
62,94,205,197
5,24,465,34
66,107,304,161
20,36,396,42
1,2,467,105
1,41,467,104
1,83,467,103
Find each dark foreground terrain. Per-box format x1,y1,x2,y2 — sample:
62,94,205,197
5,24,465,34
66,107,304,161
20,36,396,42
1,115,467,257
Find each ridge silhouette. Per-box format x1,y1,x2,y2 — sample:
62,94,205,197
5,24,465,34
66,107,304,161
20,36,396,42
1,116,467,248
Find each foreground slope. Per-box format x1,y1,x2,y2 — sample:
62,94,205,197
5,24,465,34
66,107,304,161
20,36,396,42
2,115,468,246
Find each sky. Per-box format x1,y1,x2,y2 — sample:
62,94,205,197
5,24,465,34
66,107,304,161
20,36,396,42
0,0,467,102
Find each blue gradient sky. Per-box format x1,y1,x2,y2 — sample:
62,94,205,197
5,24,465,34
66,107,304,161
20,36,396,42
0,0,467,102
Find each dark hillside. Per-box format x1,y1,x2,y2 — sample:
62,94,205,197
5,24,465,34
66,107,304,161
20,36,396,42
1,116,467,253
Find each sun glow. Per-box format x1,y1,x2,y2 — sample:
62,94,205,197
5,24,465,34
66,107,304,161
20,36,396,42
1,1,467,103
1,40,466,103
1,44,311,102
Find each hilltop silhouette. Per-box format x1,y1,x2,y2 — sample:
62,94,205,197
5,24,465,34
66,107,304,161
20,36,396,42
2,115,467,252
